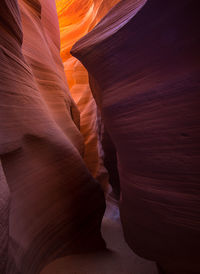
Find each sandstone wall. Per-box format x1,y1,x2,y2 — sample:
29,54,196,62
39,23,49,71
72,0,200,273
0,1,105,273
56,0,121,191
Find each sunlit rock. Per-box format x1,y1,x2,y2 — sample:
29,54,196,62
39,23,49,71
56,0,120,187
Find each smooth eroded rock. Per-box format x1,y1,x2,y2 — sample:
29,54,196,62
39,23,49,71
72,0,200,273
0,1,105,273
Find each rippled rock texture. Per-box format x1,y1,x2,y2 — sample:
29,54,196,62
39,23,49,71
56,0,121,191
72,0,200,273
0,1,105,273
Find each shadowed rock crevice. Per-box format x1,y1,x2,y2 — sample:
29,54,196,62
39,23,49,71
71,0,200,273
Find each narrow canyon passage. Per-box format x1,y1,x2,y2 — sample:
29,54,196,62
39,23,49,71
41,199,158,274
0,1,199,274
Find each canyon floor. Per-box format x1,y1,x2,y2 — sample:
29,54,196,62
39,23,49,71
41,197,158,274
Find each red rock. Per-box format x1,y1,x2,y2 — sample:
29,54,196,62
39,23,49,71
71,0,200,273
0,1,105,273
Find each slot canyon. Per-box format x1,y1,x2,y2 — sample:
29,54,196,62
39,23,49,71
0,0,199,273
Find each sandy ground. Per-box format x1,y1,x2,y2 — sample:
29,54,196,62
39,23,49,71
41,199,158,274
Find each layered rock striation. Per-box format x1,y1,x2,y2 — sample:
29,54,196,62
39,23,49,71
0,1,105,273
56,0,121,191
71,0,200,273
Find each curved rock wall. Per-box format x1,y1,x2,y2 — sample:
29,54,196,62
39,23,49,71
0,1,105,273
56,0,121,191
71,0,200,273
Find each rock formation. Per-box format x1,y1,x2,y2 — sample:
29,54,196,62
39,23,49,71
56,0,121,192
1,0,200,273
71,0,200,273
0,1,105,273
